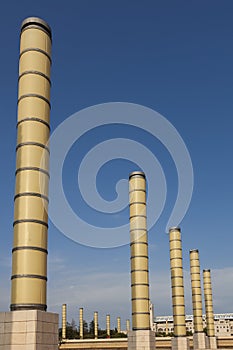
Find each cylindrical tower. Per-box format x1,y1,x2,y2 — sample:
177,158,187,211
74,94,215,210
11,17,52,311
62,304,67,340
126,319,130,332
106,314,110,337
117,317,121,333
190,250,204,333
94,311,98,339
129,171,150,331
169,227,186,337
203,270,215,337
79,307,83,339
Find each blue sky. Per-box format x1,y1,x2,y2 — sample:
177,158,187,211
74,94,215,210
0,1,232,329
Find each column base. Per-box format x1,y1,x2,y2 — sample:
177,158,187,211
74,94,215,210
193,332,207,349
207,336,217,349
128,330,155,350
171,336,190,350
0,310,58,349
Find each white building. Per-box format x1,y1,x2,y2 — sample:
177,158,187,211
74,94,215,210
153,313,233,337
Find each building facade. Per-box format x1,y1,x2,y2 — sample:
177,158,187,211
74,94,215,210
153,313,233,337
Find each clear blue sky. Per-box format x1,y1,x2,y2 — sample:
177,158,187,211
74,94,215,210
0,1,232,328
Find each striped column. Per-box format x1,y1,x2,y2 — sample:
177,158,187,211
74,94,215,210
203,270,215,337
129,171,150,331
106,314,110,337
117,317,121,333
169,227,186,337
79,307,83,339
62,304,67,340
11,17,52,311
94,311,98,339
190,250,206,349
190,250,204,333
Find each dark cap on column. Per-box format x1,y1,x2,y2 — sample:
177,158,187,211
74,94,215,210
129,171,145,179
21,17,51,38
169,226,181,232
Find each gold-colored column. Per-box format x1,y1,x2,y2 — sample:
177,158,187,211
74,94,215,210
169,227,186,337
190,250,204,333
106,314,110,337
94,311,98,339
129,171,150,331
117,317,121,333
79,307,84,339
126,319,130,332
62,304,67,340
11,17,52,311
203,270,215,337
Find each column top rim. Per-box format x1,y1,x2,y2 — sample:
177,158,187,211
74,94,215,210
21,17,51,37
129,171,145,179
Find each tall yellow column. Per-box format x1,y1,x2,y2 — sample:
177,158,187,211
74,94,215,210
117,317,121,333
128,171,155,350
190,250,206,349
79,307,83,339
11,17,52,311
169,227,189,350
203,269,217,349
126,319,130,332
106,314,110,337
129,171,150,331
62,304,67,340
94,311,98,339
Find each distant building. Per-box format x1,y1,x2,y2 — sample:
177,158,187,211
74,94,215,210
153,313,233,337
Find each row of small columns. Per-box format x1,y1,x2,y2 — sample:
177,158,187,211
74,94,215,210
62,305,129,340
169,227,217,350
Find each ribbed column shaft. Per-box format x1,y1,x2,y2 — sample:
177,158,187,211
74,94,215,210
203,269,215,337
106,314,110,337
79,307,83,339
190,250,204,333
129,171,150,331
126,319,130,332
117,317,121,333
169,227,186,337
62,304,67,340
94,311,98,339
11,17,52,311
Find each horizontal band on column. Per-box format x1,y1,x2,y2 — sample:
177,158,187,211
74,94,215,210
130,241,148,246
173,334,187,337
130,214,147,219
171,275,184,279
132,327,150,331
131,269,149,273
173,305,185,308
170,247,182,252
172,295,185,298
17,117,50,130
16,142,50,153
12,246,48,254
169,238,181,242
20,47,51,62
129,201,145,206
19,70,51,85
170,257,182,261
18,94,51,108
132,312,150,315
131,255,148,259
15,167,50,177
131,297,149,301
10,303,47,311
14,192,49,202
11,274,47,281
13,219,48,228
131,283,149,287
129,189,146,194
130,228,147,233
172,285,184,288
173,314,186,317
